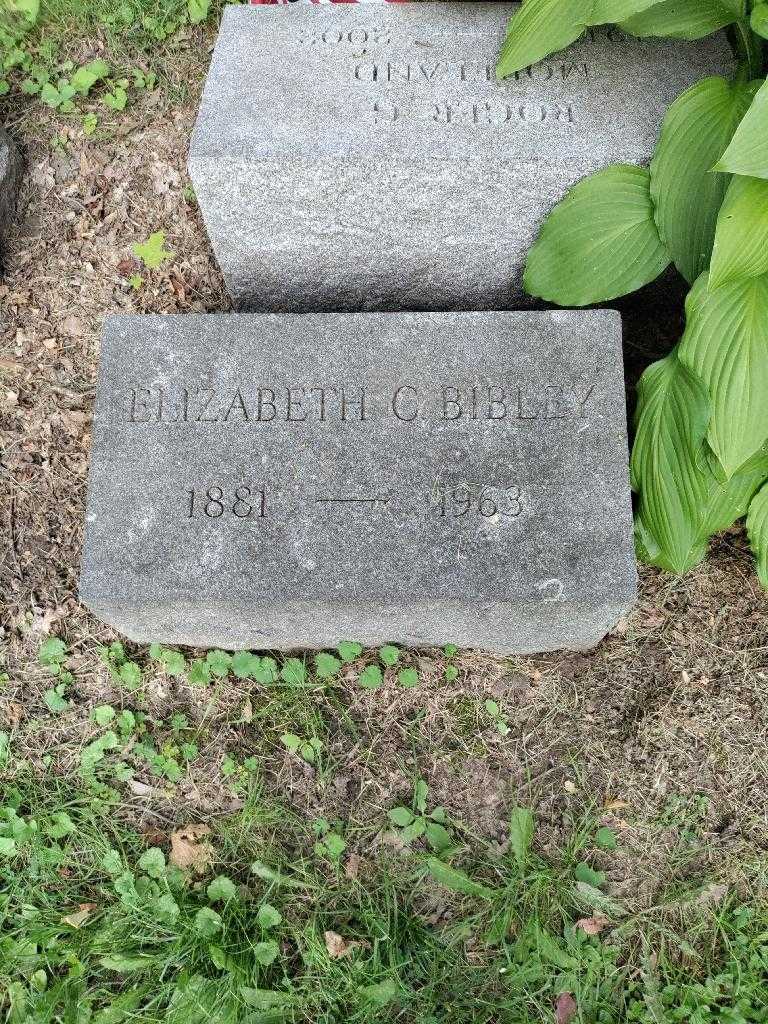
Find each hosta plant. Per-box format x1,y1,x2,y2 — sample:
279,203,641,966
498,0,768,587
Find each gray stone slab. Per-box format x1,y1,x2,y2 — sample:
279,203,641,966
0,127,22,249
79,311,636,653
189,2,732,312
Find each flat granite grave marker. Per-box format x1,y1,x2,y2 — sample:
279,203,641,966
189,2,732,312
79,311,636,653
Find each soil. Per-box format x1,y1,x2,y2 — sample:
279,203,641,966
1,35,767,912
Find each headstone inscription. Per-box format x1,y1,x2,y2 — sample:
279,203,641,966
189,2,732,313
79,311,637,653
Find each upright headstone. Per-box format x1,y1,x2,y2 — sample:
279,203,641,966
79,311,637,653
189,2,731,312
0,128,22,252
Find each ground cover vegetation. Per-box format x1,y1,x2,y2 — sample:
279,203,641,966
0,0,228,125
498,0,768,585
2,638,768,1022
2,1,768,1020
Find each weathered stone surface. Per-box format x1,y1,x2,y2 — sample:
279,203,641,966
0,127,22,247
189,2,731,312
80,311,636,653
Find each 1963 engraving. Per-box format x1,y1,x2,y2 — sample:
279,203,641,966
435,482,524,519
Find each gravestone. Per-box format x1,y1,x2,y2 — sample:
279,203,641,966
0,128,22,251
79,311,636,653
189,2,731,312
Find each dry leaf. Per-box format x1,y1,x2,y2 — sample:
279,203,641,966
60,410,90,437
345,852,361,880
563,781,577,794
379,830,407,852
324,930,349,959
576,916,610,936
3,702,23,728
555,992,578,1024
127,780,156,797
140,826,167,847
169,824,214,874
116,256,138,276
29,607,63,634
61,903,97,929
169,270,186,301
644,610,666,627
695,882,727,907
324,930,367,959
61,315,84,338
150,160,181,195
603,799,631,811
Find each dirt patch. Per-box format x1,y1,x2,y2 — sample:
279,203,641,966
2,53,768,916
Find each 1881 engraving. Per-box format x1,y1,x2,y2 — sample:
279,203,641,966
186,486,268,519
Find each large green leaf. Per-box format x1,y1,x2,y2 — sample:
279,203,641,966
536,927,579,970
679,272,768,476
747,483,768,588
589,0,665,21
701,446,768,538
714,78,768,180
752,3,768,39
632,352,768,572
495,0,676,78
6,0,40,26
709,176,768,289
650,77,758,284
425,858,498,900
620,0,741,38
524,165,670,304
631,352,713,573
497,0,589,78
509,807,535,870
188,0,210,25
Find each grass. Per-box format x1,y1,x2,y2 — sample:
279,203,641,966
3,3,768,1018
2,771,768,1022
0,0,231,118
2,641,768,1022
22,0,224,38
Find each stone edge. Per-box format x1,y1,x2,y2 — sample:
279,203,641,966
0,128,23,246
80,311,639,638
